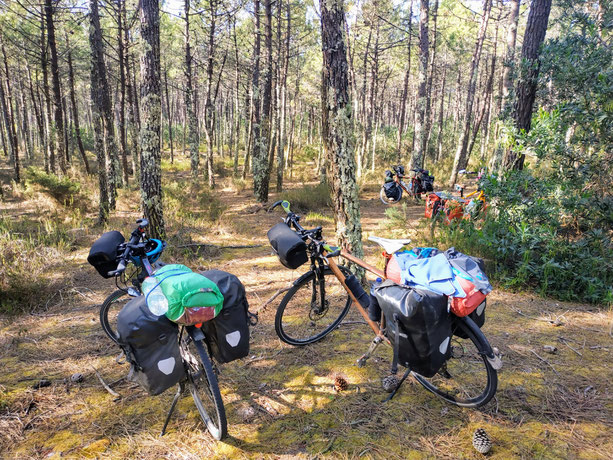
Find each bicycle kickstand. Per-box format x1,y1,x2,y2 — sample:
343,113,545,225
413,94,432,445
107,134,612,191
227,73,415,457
356,336,383,368
161,382,184,436
383,368,411,403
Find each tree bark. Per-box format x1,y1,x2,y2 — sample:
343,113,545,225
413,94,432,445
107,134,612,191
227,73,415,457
448,0,492,186
116,0,130,185
409,0,430,171
320,0,363,272
40,8,53,173
45,0,66,175
66,37,91,174
396,0,413,162
276,0,290,192
184,0,199,177
0,40,19,182
89,0,109,223
504,0,553,170
502,0,521,108
203,0,218,188
139,0,165,239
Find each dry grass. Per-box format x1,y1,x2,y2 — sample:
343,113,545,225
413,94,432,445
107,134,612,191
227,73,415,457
1,157,612,459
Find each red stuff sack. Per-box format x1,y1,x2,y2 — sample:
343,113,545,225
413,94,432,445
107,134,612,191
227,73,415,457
425,193,444,219
385,254,402,284
450,276,487,317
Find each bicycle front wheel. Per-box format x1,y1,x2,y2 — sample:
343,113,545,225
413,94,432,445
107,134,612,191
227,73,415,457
182,337,227,440
100,290,132,344
412,316,498,408
275,266,352,346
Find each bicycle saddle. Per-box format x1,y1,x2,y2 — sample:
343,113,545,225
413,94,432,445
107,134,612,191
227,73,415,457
368,236,411,254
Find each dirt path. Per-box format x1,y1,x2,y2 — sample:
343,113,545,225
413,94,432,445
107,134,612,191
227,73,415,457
1,172,612,459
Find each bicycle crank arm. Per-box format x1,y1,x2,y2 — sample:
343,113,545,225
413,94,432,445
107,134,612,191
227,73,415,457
356,335,384,368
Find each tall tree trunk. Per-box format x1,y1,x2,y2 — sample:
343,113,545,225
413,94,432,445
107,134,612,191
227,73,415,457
435,62,447,162
123,3,139,180
45,0,66,175
203,0,218,188
448,0,492,186
89,0,109,223
396,0,414,162
251,0,265,201
502,0,521,109
320,0,363,272
139,0,165,239
66,38,91,174
276,0,290,192
27,63,45,160
505,0,553,170
232,18,241,176
40,9,53,173
116,0,130,185
423,0,439,164
164,68,174,162
184,0,199,177
410,0,430,170
0,42,19,182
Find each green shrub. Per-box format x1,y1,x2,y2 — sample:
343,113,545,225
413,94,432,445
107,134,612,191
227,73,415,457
428,171,613,305
25,167,82,206
280,183,332,212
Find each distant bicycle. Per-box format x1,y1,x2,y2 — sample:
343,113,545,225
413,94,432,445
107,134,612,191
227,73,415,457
380,165,435,204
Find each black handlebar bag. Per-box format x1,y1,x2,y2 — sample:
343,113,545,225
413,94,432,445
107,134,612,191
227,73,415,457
87,231,125,278
200,270,251,363
374,281,451,377
117,296,185,395
267,222,308,269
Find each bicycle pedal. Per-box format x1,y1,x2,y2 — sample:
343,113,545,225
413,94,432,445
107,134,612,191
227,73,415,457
356,356,368,368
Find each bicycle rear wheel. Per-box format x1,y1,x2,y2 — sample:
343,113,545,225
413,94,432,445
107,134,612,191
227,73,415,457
181,336,227,440
275,266,352,345
100,290,132,344
412,317,498,408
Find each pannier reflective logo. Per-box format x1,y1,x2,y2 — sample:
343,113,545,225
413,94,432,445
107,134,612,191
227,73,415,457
439,336,450,354
157,357,176,375
477,301,486,316
225,331,241,347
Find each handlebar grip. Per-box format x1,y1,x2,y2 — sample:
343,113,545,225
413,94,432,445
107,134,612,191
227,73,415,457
268,200,283,212
327,249,341,258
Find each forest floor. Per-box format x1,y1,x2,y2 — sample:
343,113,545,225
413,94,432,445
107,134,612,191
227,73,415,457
0,157,612,459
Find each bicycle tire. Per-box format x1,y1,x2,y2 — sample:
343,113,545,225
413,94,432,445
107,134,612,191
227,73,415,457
412,316,498,408
380,186,402,205
275,266,353,346
100,289,132,344
186,338,228,440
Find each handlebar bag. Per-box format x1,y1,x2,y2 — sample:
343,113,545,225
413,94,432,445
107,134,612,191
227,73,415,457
199,270,251,363
267,222,308,269
116,296,185,395
87,231,125,278
383,181,402,201
374,281,451,377
143,264,224,325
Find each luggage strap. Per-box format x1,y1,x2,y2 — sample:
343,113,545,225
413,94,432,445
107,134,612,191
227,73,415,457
391,313,400,375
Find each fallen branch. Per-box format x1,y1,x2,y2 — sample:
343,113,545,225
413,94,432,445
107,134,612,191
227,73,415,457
530,350,560,376
256,286,291,314
177,243,262,250
558,337,583,357
91,366,120,398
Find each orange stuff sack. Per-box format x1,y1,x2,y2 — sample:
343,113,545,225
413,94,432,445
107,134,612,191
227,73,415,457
444,199,464,224
450,276,487,317
425,193,443,219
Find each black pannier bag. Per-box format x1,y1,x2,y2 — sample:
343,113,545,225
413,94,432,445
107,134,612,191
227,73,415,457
374,281,452,377
383,181,402,201
87,231,125,278
454,299,486,339
420,169,435,192
267,222,308,269
344,274,371,309
117,296,186,396
200,270,251,363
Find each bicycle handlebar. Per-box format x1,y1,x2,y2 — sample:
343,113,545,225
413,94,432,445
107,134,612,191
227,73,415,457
107,219,150,277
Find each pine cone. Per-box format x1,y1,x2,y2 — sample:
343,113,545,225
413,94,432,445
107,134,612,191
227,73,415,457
382,374,399,393
333,376,348,392
472,428,492,454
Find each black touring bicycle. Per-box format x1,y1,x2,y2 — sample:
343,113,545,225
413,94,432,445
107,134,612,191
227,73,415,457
88,219,253,440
